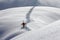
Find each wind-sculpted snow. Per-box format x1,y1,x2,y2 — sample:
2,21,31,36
0,6,60,40
11,20,60,40
27,6,60,29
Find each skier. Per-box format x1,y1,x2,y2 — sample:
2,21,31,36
21,21,26,29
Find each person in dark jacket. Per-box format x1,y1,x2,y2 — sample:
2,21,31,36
21,21,26,29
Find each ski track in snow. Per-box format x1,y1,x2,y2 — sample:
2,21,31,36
11,20,60,40
0,6,60,40
26,6,35,23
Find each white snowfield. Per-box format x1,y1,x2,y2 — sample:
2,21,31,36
0,6,60,40
11,20,60,40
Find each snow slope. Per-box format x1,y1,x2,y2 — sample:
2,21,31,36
11,20,60,40
27,6,60,30
0,6,60,40
0,6,60,30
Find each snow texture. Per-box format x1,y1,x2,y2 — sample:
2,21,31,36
11,20,60,40
0,6,60,40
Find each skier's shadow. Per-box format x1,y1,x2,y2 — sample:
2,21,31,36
21,26,31,31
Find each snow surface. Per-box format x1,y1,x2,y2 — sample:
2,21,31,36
0,6,60,40
11,20,60,40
